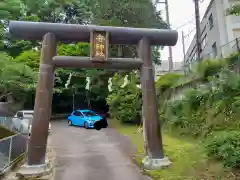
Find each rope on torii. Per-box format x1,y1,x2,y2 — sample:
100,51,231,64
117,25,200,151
108,78,113,92
107,74,131,92
85,77,91,90
120,75,129,88
85,77,91,109
65,72,73,89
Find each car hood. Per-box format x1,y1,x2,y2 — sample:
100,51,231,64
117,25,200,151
86,116,102,121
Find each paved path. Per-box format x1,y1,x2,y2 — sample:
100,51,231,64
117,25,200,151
49,120,152,180
0,152,9,171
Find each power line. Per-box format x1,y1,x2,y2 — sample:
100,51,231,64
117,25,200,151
184,28,196,38
174,17,195,30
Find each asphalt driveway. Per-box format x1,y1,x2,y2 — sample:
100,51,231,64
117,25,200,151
49,120,152,180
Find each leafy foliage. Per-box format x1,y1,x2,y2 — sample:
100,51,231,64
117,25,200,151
164,69,240,135
205,131,240,168
15,50,40,71
106,72,142,124
225,52,240,68
0,0,22,19
227,4,240,16
156,73,183,95
194,59,226,79
1,0,91,57
0,52,36,104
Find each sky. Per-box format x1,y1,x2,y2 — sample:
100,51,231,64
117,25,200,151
156,0,211,62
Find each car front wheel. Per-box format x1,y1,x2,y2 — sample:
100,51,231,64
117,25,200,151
68,120,72,126
84,122,88,129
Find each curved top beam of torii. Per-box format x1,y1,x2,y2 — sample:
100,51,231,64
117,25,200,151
9,21,178,46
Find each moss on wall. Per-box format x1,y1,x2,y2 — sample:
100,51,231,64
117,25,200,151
0,125,15,139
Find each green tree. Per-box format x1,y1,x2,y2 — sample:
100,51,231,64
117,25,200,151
90,0,167,64
15,50,40,71
0,0,22,19
2,0,92,57
228,4,240,16
106,72,142,123
0,52,36,104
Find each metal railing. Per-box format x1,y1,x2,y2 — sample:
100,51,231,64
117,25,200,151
0,117,13,131
0,117,27,174
186,37,240,66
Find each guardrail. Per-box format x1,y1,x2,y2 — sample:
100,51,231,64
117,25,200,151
0,134,27,174
0,117,13,131
0,117,27,174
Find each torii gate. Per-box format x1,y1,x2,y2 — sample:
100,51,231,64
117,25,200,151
9,21,178,177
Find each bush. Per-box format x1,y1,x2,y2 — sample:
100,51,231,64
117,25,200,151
164,88,210,136
195,59,226,79
156,73,183,95
205,131,240,168
225,52,240,67
162,69,240,136
106,72,142,124
0,126,15,139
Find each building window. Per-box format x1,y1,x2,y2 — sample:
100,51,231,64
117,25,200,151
212,42,217,58
202,34,207,48
201,26,206,36
209,14,213,29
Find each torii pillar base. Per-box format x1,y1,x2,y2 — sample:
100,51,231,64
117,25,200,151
16,160,52,179
142,156,171,170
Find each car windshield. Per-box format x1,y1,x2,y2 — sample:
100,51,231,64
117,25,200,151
82,111,97,117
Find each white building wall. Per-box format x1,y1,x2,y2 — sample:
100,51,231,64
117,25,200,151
215,0,230,57
200,1,222,59
226,0,240,38
185,0,240,68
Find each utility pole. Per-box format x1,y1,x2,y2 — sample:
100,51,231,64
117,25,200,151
165,0,173,71
182,31,187,75
155,0,173,71
182,31,186,63
193,0,202,61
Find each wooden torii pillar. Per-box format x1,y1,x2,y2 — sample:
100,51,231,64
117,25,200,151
9,21,178,177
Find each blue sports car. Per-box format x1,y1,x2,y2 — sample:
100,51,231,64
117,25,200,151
67,109,106,129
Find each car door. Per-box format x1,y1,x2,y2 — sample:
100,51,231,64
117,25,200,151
73,111,85,126
12,112,18,130
68,111,77,125
14,111,23,131
22,112,30,134
69,111,79,125
78,112,85,126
